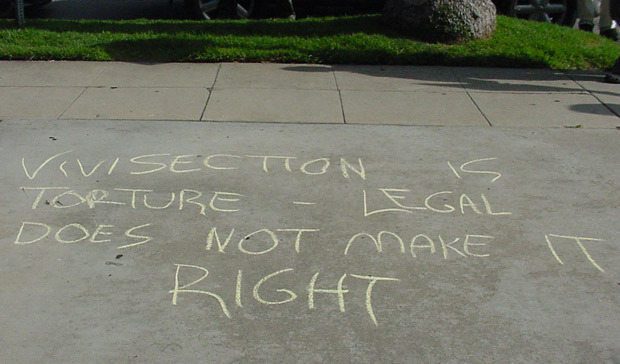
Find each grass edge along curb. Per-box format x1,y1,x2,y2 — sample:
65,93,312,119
1,15,619,70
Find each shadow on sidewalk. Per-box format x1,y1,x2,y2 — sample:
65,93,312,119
284,64,620,96
570,103,620,116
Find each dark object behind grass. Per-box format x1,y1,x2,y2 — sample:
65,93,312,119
605,0,620,82
0,15,618,69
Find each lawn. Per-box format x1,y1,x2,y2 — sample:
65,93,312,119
0,14,618,69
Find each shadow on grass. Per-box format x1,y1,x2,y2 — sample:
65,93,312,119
101,37,551,68
3,15,616,71
10,16,393,37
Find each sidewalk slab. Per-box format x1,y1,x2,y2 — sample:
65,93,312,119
470,92,618,128
0,120,618,363
215,63,337,90
90,62,220,88
0,87,84,120
454,67,585,93
341,90,488,126
1,61,619,127
203,88,343,123
61,87,209,120
0,61,106,87
334,65,464,92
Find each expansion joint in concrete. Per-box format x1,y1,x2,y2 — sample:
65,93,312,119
58,87,88,120
331,67,347,124
201,63,223,121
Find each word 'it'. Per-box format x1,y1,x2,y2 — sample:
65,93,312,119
170,264,400,326
20,151,366,180
363,189,512,217
13,221,153,249
545,234,607,272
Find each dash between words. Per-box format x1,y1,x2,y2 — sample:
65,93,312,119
20,186,511,217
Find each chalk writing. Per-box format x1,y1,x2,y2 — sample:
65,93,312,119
307,272,348,312
21,150,74,180
545,234,606,272
348,274,400,326
170,264,232,318
12,150,614,330
21,187,244,216
20,151,366,180
362,189,512,217
447,157,502,182
13,221,153,249
253,268,297,305
345,231,493,259
170,264,400,325
205,227,320,254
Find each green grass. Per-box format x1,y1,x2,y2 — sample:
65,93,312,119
1,14,619,69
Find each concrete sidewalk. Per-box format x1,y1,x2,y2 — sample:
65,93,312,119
1,60,620,128
1,61,619,363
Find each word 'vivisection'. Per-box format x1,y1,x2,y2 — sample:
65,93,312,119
21,151,367,180
170,264,400,326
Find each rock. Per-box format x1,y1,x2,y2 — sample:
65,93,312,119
382,0,497,43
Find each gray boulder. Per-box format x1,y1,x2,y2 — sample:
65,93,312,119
382,0,497,43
